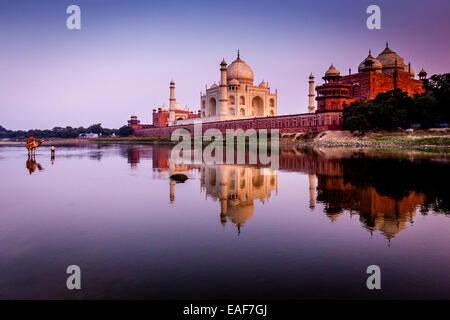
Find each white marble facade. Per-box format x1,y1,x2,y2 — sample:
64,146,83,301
174,52,277,126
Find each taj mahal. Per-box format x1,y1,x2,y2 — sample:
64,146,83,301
128,44,426,135
197,50,277,122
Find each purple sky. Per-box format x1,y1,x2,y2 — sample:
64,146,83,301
1,0,449,130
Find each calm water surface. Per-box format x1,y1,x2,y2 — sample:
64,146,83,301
0,144,449,299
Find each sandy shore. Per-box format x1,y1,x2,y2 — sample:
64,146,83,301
280,130,450,148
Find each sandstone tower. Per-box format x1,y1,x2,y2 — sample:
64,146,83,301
168,80,176,126
308,73,315,113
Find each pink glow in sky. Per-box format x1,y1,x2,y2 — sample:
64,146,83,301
1,0,449,130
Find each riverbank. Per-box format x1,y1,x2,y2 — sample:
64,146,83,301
1,129,449,149
0,138,97,146
294,129,450,148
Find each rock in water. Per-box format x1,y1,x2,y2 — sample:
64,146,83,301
170,173,188,183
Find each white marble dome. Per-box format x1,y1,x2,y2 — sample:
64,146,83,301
227,57,254,84
259,81,268,88
229,78,240,85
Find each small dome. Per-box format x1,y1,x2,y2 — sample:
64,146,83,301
358,51,382,72
325,64,340,77
309,73,315,79
418,68,427,76
376,44,407,71
229,78,240,85
227,202,254,226
220,58,227,66
184,106,190,111
259,81,268,88
161,106,168,112
227,55,254,85
131,114,137,118
173,102,182,110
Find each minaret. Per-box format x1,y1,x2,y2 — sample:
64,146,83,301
308,173,316,210
169,180,175,203
217,167,229,226
169,80,176,126
220,200,228,226
169,160,176,203
308,73,316,113
218,59,229,117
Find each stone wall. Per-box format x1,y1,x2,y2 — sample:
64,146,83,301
134,112,342,137
341,71,424,100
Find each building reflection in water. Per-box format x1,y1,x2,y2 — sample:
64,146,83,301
200,165,277,234
125,145,448,240
126,145,278,234
315,160,423,240
279,147,447,241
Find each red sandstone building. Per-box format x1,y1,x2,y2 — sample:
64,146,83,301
129,44,426,136
316,44,425,113
152,105,200,127
128,107,200,130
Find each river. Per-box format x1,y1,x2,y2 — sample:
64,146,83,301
0,144,448,299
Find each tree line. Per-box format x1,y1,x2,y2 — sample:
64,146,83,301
342,73,450,132
0,123,134,139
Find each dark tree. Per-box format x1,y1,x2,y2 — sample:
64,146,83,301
343,73,449,132
87,123,103,134
119,125,134,137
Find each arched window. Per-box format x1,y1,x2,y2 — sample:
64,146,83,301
240,108,245,116
229,95,235,105
352,84,360,98
208,98,216,116
251,96,264,117
239,96,245,105
229,107,235,115
269,98,274,108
